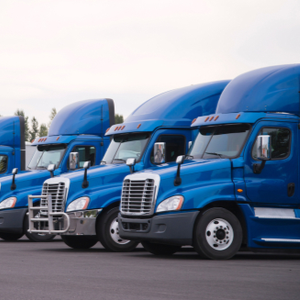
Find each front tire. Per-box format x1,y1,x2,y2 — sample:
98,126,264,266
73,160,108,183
96,207,139,252
193,207,242,260
0,232,24,241
24,215,56,242
142,241,181,255
61,235,98,249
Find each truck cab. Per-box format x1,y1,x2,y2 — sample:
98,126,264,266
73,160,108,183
0,116,36,176
0,98,114,242
28,81,229,251
118,64,300,259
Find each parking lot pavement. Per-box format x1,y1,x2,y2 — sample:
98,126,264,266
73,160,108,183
0,237,299,300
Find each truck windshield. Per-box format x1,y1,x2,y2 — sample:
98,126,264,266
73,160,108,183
188,124,250,159
28,144,67,170
102,133,150,164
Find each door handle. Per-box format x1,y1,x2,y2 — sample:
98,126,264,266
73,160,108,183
287,183,295,197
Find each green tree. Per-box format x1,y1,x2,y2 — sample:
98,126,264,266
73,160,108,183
48,108,57,129
115,114,124,124
39,123,48,137
14,109,29,141
30,117,39,141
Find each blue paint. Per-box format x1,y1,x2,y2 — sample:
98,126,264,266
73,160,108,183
0,99,114,231
28,81,230,242
120,64,300,255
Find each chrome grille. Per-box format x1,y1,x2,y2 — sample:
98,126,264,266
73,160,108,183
121,179,155,215
41,182,66,213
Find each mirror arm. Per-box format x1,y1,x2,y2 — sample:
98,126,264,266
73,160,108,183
50,170,54,178
129,165,134,174
253,159,267,174
174,164,182,186
11,174,16,190
82,168,89,188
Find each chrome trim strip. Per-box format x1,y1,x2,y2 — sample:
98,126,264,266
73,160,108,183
261,238,300,243
254,207,296,219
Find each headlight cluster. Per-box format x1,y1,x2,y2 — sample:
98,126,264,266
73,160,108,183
66,197,90,212
0,197,17,210
156,195,184,213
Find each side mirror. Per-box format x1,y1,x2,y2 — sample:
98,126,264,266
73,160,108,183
82,161,91,188
188,141,193,149
47,164,56,178
83,161,91,169
153,142,166,164
176,155,185,165
174,155,185,186
11,168,18,190
256,135,271,160
69,152,79,170
253,135,271,174
126,158,136,174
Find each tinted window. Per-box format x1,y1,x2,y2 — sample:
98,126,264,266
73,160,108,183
151,135,185,164
69,146,96,168
252,127,291,160
0,155,8,173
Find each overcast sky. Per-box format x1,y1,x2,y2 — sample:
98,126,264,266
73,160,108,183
1,0,299,128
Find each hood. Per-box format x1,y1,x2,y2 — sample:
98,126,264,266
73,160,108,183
0,169,50,201
127,159,234,211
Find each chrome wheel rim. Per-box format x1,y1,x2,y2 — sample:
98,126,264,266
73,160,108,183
205,218,234,251
110,217,130,245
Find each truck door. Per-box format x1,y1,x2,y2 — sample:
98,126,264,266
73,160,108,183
243,121,298,205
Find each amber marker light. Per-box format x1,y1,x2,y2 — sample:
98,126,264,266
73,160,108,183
209,116,214,121
105,128,110,133
114,127,118,131
121,126,125,130
236,114,241,120
56,137,60,141
214,116,219,121
137,123,141,129
44,138,47,142
237,189,243,193
191,118,197,124
204,117,209,122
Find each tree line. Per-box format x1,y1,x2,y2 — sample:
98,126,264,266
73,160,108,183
13,110,124,142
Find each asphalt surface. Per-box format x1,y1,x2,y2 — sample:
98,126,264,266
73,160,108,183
0,237,299,300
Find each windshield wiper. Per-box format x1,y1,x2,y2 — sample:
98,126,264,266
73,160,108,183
205,152,228,158
112,158,126,163
185,155,194,160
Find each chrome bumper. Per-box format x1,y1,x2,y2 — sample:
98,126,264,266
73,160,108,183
28,195,102,235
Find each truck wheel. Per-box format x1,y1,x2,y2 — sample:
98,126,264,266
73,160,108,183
24,215,56,242
141,241,181,255
61,236,98,249
0,232,24,241
96,207,139,252
193,208,242,260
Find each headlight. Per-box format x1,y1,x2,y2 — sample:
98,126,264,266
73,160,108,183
66,197,90,212
156,195,184,213
0,197,17,210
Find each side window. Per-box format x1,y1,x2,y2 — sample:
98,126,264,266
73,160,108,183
151,135,185,164
0,155,8,173
252,127,291,160
69,146,96,169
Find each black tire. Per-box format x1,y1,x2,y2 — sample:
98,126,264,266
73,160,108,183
193,207,242,260
96,207,139,252
61,235,98,249
0,232,24,241
141,241,181,255
24,215,56,242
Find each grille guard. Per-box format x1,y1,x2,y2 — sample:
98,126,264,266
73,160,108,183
28,195,70,234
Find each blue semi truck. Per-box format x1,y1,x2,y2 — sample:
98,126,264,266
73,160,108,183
0,116,36,176
118,64,300,259
0,98,114,241
28,81,229,251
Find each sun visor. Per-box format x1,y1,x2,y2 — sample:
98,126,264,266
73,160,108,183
216,64,300,115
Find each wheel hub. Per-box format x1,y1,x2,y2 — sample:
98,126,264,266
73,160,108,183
109,218,130,245
205,218,234,251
